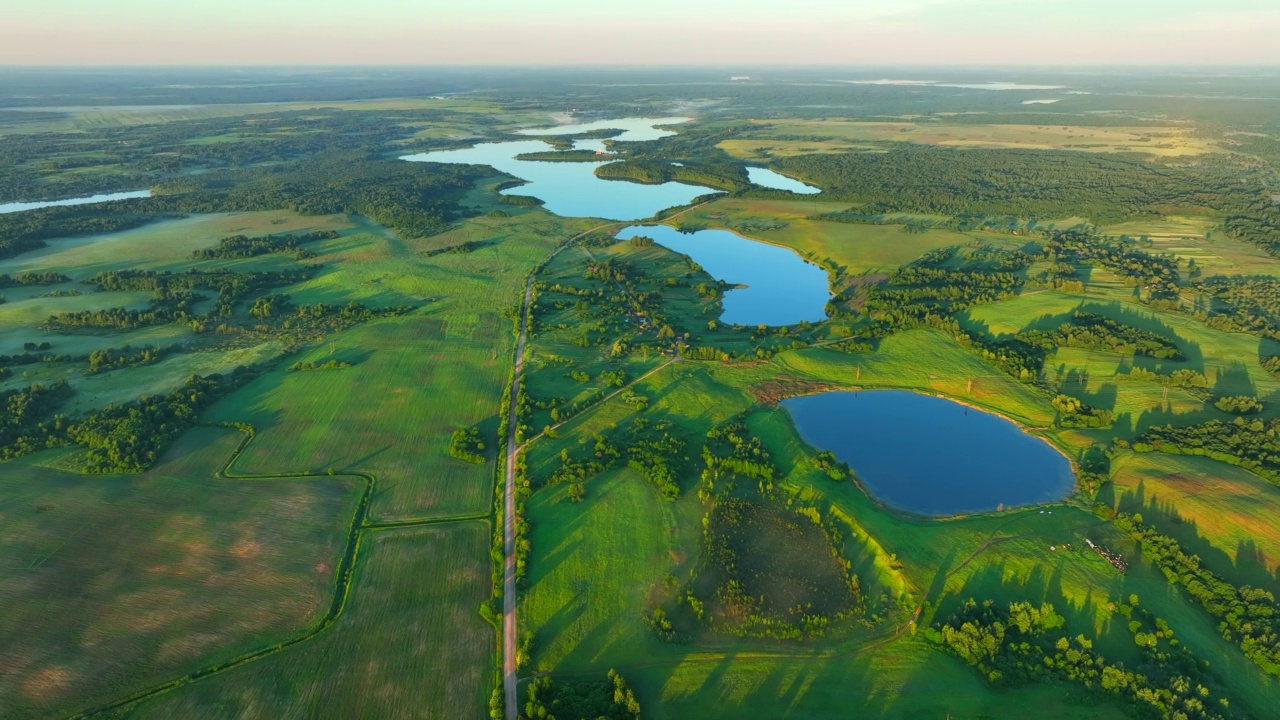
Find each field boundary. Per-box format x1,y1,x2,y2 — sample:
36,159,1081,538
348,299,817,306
68,423,492,719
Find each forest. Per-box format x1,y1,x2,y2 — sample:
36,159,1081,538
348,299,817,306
775,144,1275,229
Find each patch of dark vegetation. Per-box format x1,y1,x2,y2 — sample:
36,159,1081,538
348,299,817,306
543,417,685,500
288,358,354,373
1050,394,1113,429
1198,276,1280,339
695,497,860,639
448,425,487,464
87,344,180,374
0,381,75,459
1212,395,1263,415
1018,310,1183,360
1261,354,1280,378
0,271,71,288
513,149,607,162
0,367,258,472
422,240,482,257
521,670,640,720
1045,230,1182,309
192,230,338,260
0,207,161,261
775,143,1272,230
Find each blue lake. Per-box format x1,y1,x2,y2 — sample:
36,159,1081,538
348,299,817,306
0,190,152,215
515,116,690,142
615,224,831,326
782,390,1075,516
747,167,820,194
401,118,713,220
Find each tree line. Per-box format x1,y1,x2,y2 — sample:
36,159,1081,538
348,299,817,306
192,230,338,260
930,596,1239,719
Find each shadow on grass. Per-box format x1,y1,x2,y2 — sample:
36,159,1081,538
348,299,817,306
1116,480,1280,593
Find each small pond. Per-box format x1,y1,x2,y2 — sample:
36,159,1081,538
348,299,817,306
401,118,713,220
747,167,820,194
0,190,152,215
782,390,1075,516
615,224,830,326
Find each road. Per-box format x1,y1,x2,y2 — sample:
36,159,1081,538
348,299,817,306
502,221,615,719
502,205,710,718
501,277,531,719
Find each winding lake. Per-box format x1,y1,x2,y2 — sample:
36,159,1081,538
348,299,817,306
515,116,690,142
615,224,830,326
747,167,820,194
401,118,713,220
0,190,152,215
782,390,1074,516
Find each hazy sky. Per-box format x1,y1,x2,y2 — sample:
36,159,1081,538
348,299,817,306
3,0,1278,65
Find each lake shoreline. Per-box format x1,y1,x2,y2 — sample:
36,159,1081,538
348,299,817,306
780,386,1079,519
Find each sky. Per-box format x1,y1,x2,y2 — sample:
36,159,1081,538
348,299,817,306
2,0,1278,66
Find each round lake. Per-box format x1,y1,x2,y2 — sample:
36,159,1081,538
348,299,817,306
781,390,1075,516
615,224,830,326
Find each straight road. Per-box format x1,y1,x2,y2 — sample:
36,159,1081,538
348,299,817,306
502,204,709,718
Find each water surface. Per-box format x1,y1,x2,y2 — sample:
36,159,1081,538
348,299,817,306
615,224,829,326
516,117,690,142
841,80,1066,91
401,118,713,220
0,190,151,215
747,167,820,194
782,390,1074,516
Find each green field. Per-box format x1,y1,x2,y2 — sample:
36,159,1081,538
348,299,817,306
723,119,1223,157
1109,452,1280,590
8,80,1280,720
0,427,359,719
128,523,494,719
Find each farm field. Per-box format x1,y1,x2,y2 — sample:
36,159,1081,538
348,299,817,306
1108,452,1280,590
203,208,589,522
127,523,494,720
0,427,360,719
723,120,1223,157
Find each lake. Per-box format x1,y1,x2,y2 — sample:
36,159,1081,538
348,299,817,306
0,190,151,215
515,116,690,142
615,224,830,326
401,117,713,220
747,167,820,194
782,390,1075,516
